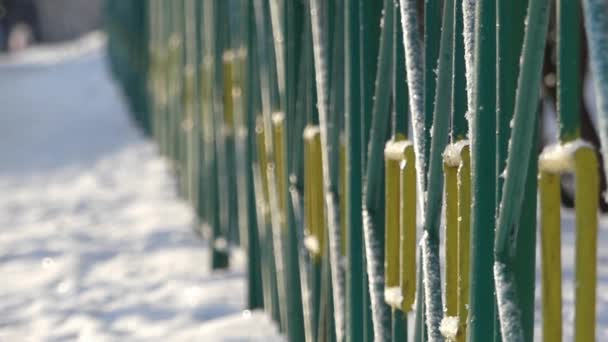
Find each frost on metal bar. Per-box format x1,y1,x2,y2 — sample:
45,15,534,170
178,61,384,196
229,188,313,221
462,0,476,121
494,0,552,339
398,0,427,206
309,1,346,339
538,141,599,342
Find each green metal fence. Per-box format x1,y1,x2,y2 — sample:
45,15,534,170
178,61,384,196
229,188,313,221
106,0,608,341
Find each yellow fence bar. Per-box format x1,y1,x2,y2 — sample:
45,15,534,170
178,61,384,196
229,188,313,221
401,142,417,312
272,112,287,226
574,147,599,341
538,142,599,342
539,170,562,342
443,159,458,317
456,145,471,342
340,138,347,257
440,141,471,341
256,117,270,213
303,126,325,260
222,51,235,131
384,138,407,308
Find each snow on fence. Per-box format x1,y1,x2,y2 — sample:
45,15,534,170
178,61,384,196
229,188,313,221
106,0,608,341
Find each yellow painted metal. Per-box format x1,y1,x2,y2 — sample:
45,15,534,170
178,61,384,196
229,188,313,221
574,147,599,342
256,117,270,215
200,61,214,145
539,170,562,342
384,140,403,300
400,143,417,312
182,64,196,202
272,113,287,225
303,126,325,260
168,34,182,103
304,128,313,241
222,51,235,130
538,143,599,342
443,160,458,317
456,145,471,342
440,142,471,341
340,139,347,257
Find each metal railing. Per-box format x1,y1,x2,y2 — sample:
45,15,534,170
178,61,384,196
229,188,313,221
106,0,608,341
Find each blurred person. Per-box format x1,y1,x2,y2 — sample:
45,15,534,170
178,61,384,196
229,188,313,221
0,0,40,51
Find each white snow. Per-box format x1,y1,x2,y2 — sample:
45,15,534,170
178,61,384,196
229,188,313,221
439,316,459,340
538,139,594,174
303,236,320,255
0,34,282,342
442,140,470,167
384,286,403,308
494,262,524,342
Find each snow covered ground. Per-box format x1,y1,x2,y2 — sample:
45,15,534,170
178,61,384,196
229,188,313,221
0,34,282,342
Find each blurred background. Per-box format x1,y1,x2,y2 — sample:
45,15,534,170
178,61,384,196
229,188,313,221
0,0,103,51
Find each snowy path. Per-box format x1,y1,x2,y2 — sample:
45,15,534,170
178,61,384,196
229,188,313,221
0,37,281,342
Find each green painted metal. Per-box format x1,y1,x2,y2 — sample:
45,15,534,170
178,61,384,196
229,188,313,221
309,0,346,340
392,2,409,339
468,0,496,340
361,0,394,339
496,0,534,341
451,0,467,142
396,1,425,340
283,0,307,339
583,0,608,187
494,0,552,339
424,0,441,171
557,0,582,142
243,0,264,310
421,0,455,340
344,1,366,341
204,0,230,270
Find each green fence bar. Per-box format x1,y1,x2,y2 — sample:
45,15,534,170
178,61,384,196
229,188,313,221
494,0,551,339
496,0,535,341
468,0,497,339
343,0,370,341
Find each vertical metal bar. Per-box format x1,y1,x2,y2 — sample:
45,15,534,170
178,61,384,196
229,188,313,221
400,145,417,313
243,0,264,309
421,0,456,338
557,0,581,142
539,170,562,342
574,148,599,342
424,0,441,169
456,146,471,342
309,0,346,339
468,0,496,338
344,0,366,341
494,0,551,339
283,0,307,338
496,0,531,340
443,162,458,318
583,0,608,187
361,0,394,338
391,6,410,337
